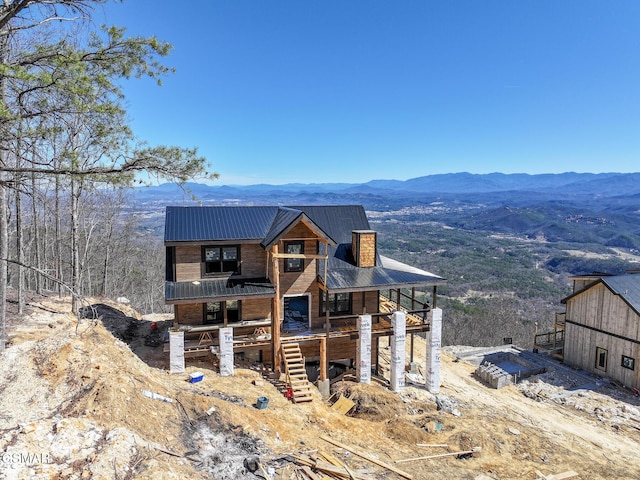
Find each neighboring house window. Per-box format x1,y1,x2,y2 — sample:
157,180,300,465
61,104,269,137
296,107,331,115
621,355,635,370
595,347,608,371
203,246,239,275
204,300,240,324
284,241,304,272
320,291,351,315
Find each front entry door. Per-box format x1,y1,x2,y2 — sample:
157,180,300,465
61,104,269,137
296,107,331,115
283,295,309,333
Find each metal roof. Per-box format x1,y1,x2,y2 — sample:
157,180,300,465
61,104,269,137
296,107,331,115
164,204,446,294
293,206,370,244
165,278,275,304
261,208,336,249
165,205,338,245
165,206,280,242
325,265,445,292
602,275,640,315
563,274,640,316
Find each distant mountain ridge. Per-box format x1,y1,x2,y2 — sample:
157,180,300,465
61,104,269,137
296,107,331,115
134,172,640,201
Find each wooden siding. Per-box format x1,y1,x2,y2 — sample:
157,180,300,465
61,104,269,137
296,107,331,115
175,245,201,281
175,303,202,325
566,283,640,340
278,224,319,295
309,290,379,330
176,298,272,326
240,244,268,278
242,298,272,321
174,243,268,282
564,283,640,388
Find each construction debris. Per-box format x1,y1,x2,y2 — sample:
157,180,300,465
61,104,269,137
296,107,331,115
395,446,482,463
320,435,413,480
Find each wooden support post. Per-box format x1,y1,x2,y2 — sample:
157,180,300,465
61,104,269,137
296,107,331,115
271,245,282,375
410,333,414,364
375,336,380,376
324,289,331,377
319,336,327,381
432,286,438,309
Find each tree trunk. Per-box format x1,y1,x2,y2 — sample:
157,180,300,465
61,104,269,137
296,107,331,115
55,174,62,296
0,34,8,351
71,177,80,316
15,173,24,314
31,172,41,294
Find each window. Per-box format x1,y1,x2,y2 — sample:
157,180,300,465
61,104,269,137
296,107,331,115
320,291,351,315
595,347,608,371
204,301,240,325
284,241,304,272
622,355,635,370
203,246,239,275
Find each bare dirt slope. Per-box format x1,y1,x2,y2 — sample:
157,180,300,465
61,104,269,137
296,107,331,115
1,294,639,479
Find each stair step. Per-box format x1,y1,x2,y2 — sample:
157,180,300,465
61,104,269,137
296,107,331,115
293,396,313,403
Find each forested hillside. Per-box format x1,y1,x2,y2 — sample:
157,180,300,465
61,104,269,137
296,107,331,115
4,165,640,351
1,0,638,352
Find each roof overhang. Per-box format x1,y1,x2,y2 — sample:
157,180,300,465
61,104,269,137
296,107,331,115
165,278,275,305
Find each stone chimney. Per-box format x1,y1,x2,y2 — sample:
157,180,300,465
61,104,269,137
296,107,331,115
352,230,377,267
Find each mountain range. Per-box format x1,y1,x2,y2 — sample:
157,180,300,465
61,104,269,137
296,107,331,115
134,171,640,206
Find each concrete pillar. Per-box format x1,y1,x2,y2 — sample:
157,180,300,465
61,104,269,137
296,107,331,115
390,311,406,391
317,379,331,399
219,327,234,377
169,330,185,374
356,314,372,384
426,308,442,394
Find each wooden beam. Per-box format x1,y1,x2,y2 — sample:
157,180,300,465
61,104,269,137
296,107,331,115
271,245,282,375
396,447,481,463
325,292,330,378
320,435,413,480
271,253,328,259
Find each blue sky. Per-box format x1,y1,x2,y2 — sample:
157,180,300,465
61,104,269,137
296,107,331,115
99,1,640,185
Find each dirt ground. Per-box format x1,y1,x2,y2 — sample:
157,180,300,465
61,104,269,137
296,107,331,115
1,292,639,479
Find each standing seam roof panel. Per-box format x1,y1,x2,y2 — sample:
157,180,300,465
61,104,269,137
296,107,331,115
165,206,281,242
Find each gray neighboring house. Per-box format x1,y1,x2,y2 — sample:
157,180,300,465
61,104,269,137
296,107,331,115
562,273,640,389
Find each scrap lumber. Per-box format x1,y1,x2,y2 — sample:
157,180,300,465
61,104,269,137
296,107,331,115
395,446,481,463
300,466,323,480
330,395,356,415
535,470,579,480
318,450,357,480
319,435,413,480
291,454,368,480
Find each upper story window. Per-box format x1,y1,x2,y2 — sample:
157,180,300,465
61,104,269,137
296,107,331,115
284,241,304,272
203,245,240,275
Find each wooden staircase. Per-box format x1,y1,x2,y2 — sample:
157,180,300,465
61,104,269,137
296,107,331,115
281,343,313,403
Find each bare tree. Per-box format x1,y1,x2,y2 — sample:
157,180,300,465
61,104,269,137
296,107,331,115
0,1,217,349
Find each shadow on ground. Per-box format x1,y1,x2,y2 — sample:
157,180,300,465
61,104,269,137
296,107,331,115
80,303,170,369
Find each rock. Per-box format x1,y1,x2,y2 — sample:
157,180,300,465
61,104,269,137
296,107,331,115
243,455,260,472
508,427,521,435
